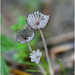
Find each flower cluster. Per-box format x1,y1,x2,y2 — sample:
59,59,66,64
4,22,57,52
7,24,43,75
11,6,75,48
16,11,49,64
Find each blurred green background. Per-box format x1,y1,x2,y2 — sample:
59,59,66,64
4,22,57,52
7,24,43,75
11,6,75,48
1,0,74,75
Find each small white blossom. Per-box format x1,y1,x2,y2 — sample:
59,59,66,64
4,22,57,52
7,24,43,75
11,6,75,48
16,27,34,44
27,11,49,29
30,49,42,63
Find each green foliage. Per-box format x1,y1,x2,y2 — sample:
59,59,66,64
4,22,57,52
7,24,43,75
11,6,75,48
65,68,74,75
14,32,40,63
0,16,2,23
41,55,47,69
57,59,66,75
25,62,38,67
16,32,39,51
41,55,49,74
2,15,40,68
26,69,40,72
16,43,29,51
10,16,26,32
30,31,39,47
13,50,30,63
1,57,10,75
10,24,19,32
57,60,73,75
1,35,16,51
1,33,39,66
18,16,26,26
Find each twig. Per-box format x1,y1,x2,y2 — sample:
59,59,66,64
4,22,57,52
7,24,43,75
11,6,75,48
50,43,74,58
11,68,32,75
39,30,54,75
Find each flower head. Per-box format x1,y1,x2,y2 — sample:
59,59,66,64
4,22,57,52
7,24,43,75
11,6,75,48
27,11,49,29
16,27,34,44
30,49,42,63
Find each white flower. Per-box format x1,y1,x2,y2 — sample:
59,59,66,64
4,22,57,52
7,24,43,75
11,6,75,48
30,49,42,63
16,27,34,44
27,11,49,29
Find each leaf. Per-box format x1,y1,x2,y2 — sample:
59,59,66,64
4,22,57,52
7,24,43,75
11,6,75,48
13,50,30,63
65,68,74,75
0,16,2,24
16,43,29,51
57,59,66,75
41,54,49,73
18,16,26,26
41,55,47,69
10,16,26,32
10,24,19,32
26,69,40,72
1,35,16,51
24,62,37,67
11,69,32,75
1,56,10,75
30,32,40,47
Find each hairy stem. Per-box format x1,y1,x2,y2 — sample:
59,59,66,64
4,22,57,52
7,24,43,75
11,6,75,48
27,43,47,75
27,43,32,52
38,63,47,75
39,30,54,75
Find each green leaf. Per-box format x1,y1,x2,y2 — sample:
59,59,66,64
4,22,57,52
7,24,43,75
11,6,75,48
10,16,26,32
26,69,40,72
41,55,49,73
0,16,2,24
30,32,40,47
41,55,47,69
25,62,37,67
13,50,30,63
10,24,19,32
16,43,29,51
18,16,26,26
1,56,10,75
1,35,16,51
57,59,66,75
65,68,74,75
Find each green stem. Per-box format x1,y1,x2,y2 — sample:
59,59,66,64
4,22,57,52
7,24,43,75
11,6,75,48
27,43,32,52
39,30,54,75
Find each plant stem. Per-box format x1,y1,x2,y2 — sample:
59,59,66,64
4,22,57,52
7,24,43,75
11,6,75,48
39,30,54,75
27,43,32,52
37,63,47,75
27,43,47,75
